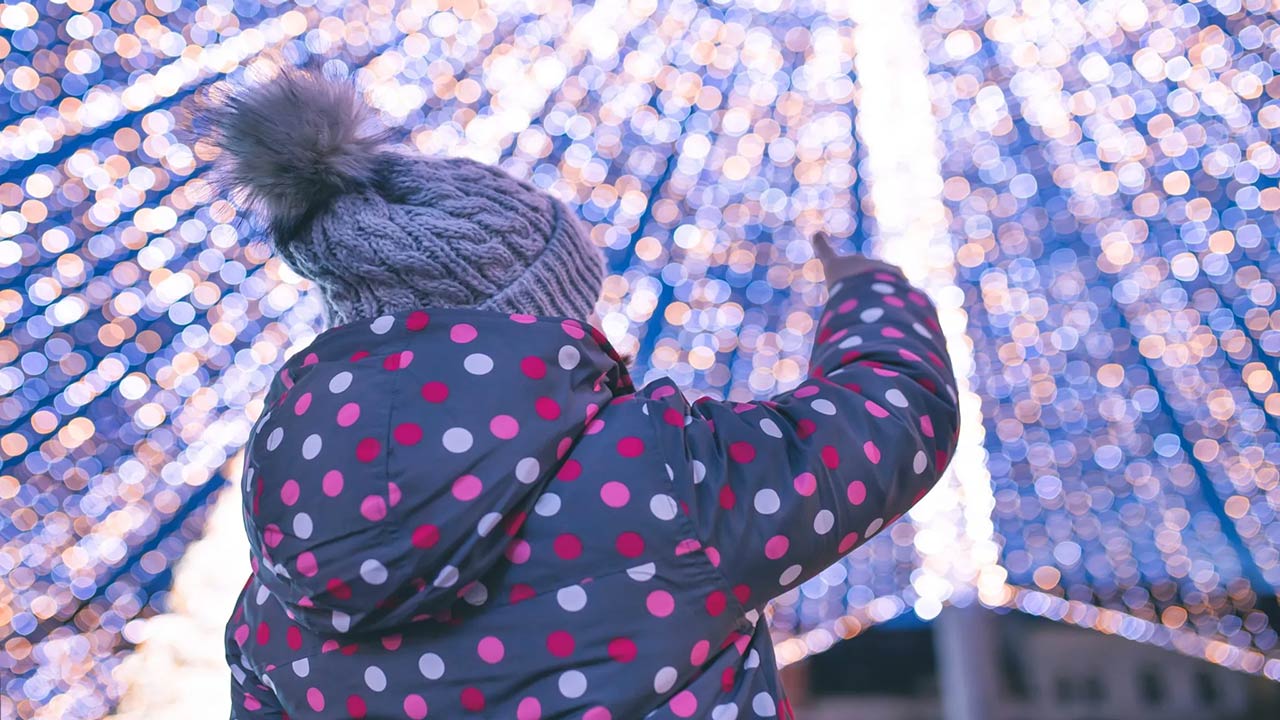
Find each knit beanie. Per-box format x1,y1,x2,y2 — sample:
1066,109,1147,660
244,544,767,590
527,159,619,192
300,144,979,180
189,68,605,326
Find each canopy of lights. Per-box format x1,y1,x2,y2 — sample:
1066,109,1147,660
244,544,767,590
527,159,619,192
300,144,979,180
2,0,1279,717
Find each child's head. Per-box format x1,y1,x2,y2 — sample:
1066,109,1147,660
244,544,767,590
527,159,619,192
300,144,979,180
190,67,604,327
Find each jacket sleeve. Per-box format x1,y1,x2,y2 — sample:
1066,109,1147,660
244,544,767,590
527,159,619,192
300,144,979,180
647,265,961,610
228,658,286,720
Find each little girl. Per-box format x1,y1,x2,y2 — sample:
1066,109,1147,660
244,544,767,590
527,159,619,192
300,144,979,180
203,69,960,719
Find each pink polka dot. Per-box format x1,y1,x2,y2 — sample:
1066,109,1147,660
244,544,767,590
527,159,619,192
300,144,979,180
348,694,368,718
848,481,867,505
863,441,882,464
337,402,361,426
729,442,756,463
650,384,676,400
794,384,819,398
361,495,387,521
477,636,505,664
584,708,611,720
617,437,644,457
280,480,300,506
554,533,583,559
608,637,637,663
506,539,532,564
233,623,249,646
882,327,905,338
794,472,817,496
303,352,319,366
517,697,542,720
460,688,485,712
838,298,858,313
765,535,790,559
646,590,675,618
561,319,585,339
586,418,606,434
450,324,477,343
384,350,414,370
323,470,344,496
412,524,439,548
453,475,483,501
296,551,318,577
546,630,575,657
838,532,860,553
616,531,645,558
356,437,381,463
690,640,710,665
865,400,889,418
920,414,935,437
403,694,428,719
521,357,547,379
535,397,561,420
556,459,582,482
394,422,423,445
706,546,720,566
490,415,519,439
263,524,283,548
600,481,630,507
670,691,698,717
307,687,325,712
421,381,449,403
243,694,262,711
511,313,537,324
821,445,840,469
406,311,431,331
294,392,312,415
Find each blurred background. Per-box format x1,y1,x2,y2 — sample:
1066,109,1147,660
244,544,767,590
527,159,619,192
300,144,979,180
2,0,1280,718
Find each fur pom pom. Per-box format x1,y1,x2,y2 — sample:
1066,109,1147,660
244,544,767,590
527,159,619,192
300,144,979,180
188,67,391,243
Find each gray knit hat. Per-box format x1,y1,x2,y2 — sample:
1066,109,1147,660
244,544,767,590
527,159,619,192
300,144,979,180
190,68,605,326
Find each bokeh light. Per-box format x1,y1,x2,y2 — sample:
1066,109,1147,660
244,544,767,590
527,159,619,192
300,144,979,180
3,0,1280,717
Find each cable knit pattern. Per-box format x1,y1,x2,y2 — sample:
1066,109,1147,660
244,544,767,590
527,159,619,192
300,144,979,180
277,152,605,327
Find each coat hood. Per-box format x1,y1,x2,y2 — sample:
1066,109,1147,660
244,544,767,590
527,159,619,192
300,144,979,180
240,308,633,636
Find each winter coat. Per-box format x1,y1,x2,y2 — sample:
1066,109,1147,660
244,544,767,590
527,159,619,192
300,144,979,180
226,265,960,719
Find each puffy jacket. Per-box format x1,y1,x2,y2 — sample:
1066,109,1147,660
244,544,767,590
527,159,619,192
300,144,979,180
226,264,960,719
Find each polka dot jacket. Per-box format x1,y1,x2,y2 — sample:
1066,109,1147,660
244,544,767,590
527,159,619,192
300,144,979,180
226,266,961,719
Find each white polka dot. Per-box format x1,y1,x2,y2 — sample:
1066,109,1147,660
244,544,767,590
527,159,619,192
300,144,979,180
292,512,313,539
885,389,909,408
434,565,459,588
360,559,388,585
559,345,581,370
463,582,488,606
759,418,782,438
516,457,540,484
419,653,445,680
811,399,836,415
650,494,678,520
627,562,656,582
653,666,677,694
370,315,395,334
871,282,895,294
559,670,587,698
557,584,587,612
442,427,473,453
779,564,802,586
913,451,928,474
745,649,760,669
665,463,674,480
302,433,322,459
860,307,884,323
711,704,739,720
230,664,246,685
752,692,777,717
692,460,706,484
292,658,310,677
464,353,493,375
829,280,845,295
328,371,353,393
866,518,884,537
266,427,284,451
364,665,386,692
332,610,350,632
477,512,503,537
838,335,863,349
641,404,649,416
912,322,933,338
535,493,561,517
814,509,834,534
753,489,780,515
255,584,270,605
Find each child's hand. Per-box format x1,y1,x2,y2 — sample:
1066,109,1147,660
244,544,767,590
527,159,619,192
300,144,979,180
812,231,904,285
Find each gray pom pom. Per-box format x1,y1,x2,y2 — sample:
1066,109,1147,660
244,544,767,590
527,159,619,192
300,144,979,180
189,68,391,244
